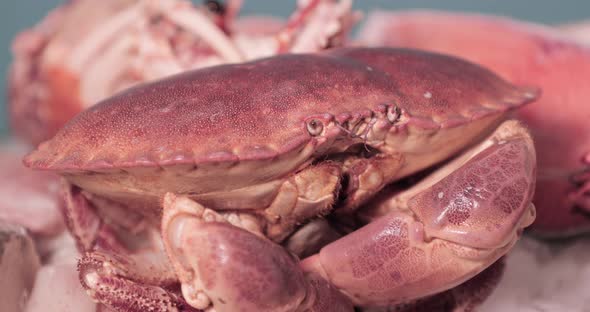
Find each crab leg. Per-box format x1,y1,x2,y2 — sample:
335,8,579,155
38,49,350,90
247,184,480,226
69,0,243,72
62,182,196,311
390,257,505,312
64,160,345,311
280,0,357,53
78,249,199,312
60,181,137,253
302,120,535,306
157,0,244,62
162,194,354,312
161,120,535,310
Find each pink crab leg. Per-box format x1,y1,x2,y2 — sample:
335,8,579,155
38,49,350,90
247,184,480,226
78,236,195,309
60,181,103,251
81,33,140,104
394,258,505,312
69,0,243,73
132,29,184,80
224,0,243,28
161,121,535,310
158,0,244,62
61,181,151,253
78,248,201,312
277,0,322,51
277,0,358,53
61,182,197,312
68,1,142,71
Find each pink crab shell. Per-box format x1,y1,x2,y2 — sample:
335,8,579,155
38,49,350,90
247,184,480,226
25,48,535,175
22,46,539,311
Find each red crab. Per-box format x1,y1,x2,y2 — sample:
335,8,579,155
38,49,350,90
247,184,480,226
8,0,357,145
25,47,538,311
358,10,590,237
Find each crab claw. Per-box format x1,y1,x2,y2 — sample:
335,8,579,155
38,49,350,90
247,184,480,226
161,194,354,312
161,121,535,310
301,120,536,307
358,10,590,237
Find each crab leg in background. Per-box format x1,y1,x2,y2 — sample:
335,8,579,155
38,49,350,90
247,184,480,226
162,120,536,311
358,10,590,237
0,141,98,311
8,0,357,146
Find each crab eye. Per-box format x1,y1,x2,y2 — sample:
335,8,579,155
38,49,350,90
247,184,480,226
387,105,402,124
306,119,324,136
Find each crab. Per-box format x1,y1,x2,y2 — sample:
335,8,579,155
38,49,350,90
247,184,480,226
8,0,357,146
356,10,590,237
24,46,537,311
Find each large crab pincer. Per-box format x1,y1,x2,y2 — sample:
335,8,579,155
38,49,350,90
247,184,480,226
25,47,537,311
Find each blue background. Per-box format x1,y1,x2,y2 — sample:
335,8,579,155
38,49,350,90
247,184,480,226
1,0,588,138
